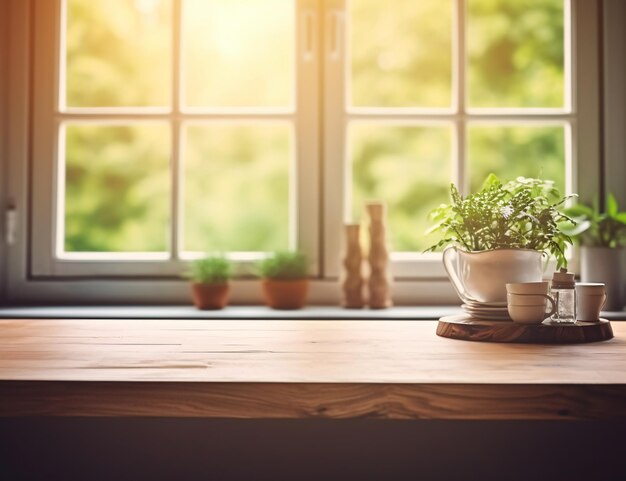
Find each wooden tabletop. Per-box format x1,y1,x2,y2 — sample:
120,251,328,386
1,318,626,420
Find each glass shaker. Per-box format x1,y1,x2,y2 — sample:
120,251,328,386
551,268,576,323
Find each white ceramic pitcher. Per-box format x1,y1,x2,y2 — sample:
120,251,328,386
443,246,544,303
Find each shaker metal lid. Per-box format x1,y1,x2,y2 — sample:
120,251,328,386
552,267,575,288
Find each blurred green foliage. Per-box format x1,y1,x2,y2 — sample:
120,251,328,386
183,124,289,252
257,251,308,280
351,125,451,252
66,0,171,107
562,194,626,248
468,0,564,107
468,126,565,193
65,124,170,252
351,0,452,107
185,254,232,283
63,0,566,255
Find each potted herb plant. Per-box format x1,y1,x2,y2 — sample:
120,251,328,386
562,193,626,310
186,255,231,310
426,174,574,303
258,251,309,310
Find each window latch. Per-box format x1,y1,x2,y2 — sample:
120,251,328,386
5,202,17,245
302,9,316,62
328,11,344,61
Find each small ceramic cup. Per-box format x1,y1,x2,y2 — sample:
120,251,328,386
576,283,607,321
506,282,556,324
507,293,557,324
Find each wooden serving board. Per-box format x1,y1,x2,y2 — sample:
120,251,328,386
437,315,614,344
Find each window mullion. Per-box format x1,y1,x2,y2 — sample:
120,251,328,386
455,0,467,195
292,0,321,276
322,0,347,278
170,0,183,261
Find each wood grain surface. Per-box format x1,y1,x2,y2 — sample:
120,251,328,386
1,318,626,419
437,315,614,343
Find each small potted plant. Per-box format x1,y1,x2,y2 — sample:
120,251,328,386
426,174,574,303
186,255,231,310
258,251,309,309
562,193,626,310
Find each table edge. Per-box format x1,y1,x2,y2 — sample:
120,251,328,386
2,381,626,420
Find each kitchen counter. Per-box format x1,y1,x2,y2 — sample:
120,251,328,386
1,318,625,419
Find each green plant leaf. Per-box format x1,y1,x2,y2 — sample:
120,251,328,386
425,175,574,262
257,251,308,279
558,219,590,237
562,203,595,218
185,255,231,284
607,193,619,217
561,194,626,247
614,212,626,225
479,173,500,191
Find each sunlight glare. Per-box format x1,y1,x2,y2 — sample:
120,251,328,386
183,0,294,107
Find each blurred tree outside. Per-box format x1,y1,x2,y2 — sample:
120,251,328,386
65,123,170,252
350,0,452,107
66,0,171,107
468,125,565,193
468,0,564,108
183,124,290,252
351,125,451,252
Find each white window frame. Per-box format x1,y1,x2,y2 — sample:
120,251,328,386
1,0,604,304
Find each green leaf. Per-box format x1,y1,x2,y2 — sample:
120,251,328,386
558,219,591,237
607,193,619,217
480,173,500,191
563,203,594,218
614,212,626,225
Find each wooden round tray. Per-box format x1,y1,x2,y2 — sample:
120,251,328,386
437,315,614,344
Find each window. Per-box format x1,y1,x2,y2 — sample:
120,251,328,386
2,0,603,303
31,0,319,278
324,0,577,278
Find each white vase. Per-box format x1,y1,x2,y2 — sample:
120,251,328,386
443,246,544,303
580,246,625,311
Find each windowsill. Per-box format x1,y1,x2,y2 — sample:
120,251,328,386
0,305,462,320
0,305,625,320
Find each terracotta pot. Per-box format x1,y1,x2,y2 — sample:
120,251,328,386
443,246,543,303
191,283,229,310
261,279,309,310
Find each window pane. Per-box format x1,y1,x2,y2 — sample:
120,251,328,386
468,125,565,193
350,0,452,108
468,0,565,108
350,124,452,252
64,124,171,252
183,0,294,108
65,0,171,108
183,124,290,252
